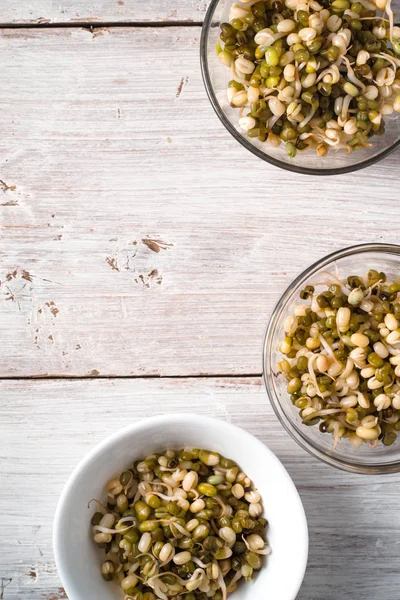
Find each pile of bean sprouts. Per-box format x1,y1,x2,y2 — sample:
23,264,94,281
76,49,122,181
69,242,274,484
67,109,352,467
91,448,270,600
217,0,400,156
278,269,400,448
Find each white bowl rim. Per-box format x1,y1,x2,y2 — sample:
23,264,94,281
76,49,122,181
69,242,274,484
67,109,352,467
53,413,309,599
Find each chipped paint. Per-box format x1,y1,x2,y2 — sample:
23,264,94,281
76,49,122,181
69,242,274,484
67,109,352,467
175,76,189,99
0,179,16,192
71,16,101,22
106,257,119,271
135,269,162,288
21,270,33,282
105,238,173,288
1,269,35,312
5,270,18,281
45,301,59,317
31,301,61,350
1,200,18,206
91,27,109,39
45,589,67,600
142,238,173,253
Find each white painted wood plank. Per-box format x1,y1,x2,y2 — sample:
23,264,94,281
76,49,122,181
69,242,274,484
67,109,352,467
2,0,400,24
0,1,206,24
1,27,400,377
1,377,399,600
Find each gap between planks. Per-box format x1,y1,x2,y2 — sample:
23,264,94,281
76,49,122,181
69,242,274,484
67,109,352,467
0,21,204,29
0,373,262,381
0,19,398,29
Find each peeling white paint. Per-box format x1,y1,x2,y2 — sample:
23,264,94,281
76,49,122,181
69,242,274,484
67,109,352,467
1,378,400,600
0,1,206,24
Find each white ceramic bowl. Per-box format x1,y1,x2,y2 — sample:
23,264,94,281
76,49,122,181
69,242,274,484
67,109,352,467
54,414,308,600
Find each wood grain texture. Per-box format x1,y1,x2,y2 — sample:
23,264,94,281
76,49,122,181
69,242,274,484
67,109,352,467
2,0,399,25
1,26,400,378
1,377,400,600
0,1,207,25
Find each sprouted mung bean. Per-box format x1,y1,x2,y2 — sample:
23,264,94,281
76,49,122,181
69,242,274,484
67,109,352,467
217,0,400,157
277,269,400,448
91,448,270,600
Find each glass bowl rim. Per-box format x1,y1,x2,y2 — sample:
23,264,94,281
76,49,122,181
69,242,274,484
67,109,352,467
199,0,400,176
263,242,400,474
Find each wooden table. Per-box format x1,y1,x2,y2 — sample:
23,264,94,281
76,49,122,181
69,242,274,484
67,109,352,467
1,3,400,599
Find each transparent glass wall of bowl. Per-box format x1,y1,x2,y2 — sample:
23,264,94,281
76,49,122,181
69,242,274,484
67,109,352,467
204,0,400,172
264,248,400,471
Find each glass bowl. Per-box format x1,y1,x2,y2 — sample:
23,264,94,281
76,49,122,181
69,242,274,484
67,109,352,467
200,0,400,176
263,243,400,474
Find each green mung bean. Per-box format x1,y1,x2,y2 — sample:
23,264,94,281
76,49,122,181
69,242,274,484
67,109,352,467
217,0,400,157
277,268,400,449
93,447,269,599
